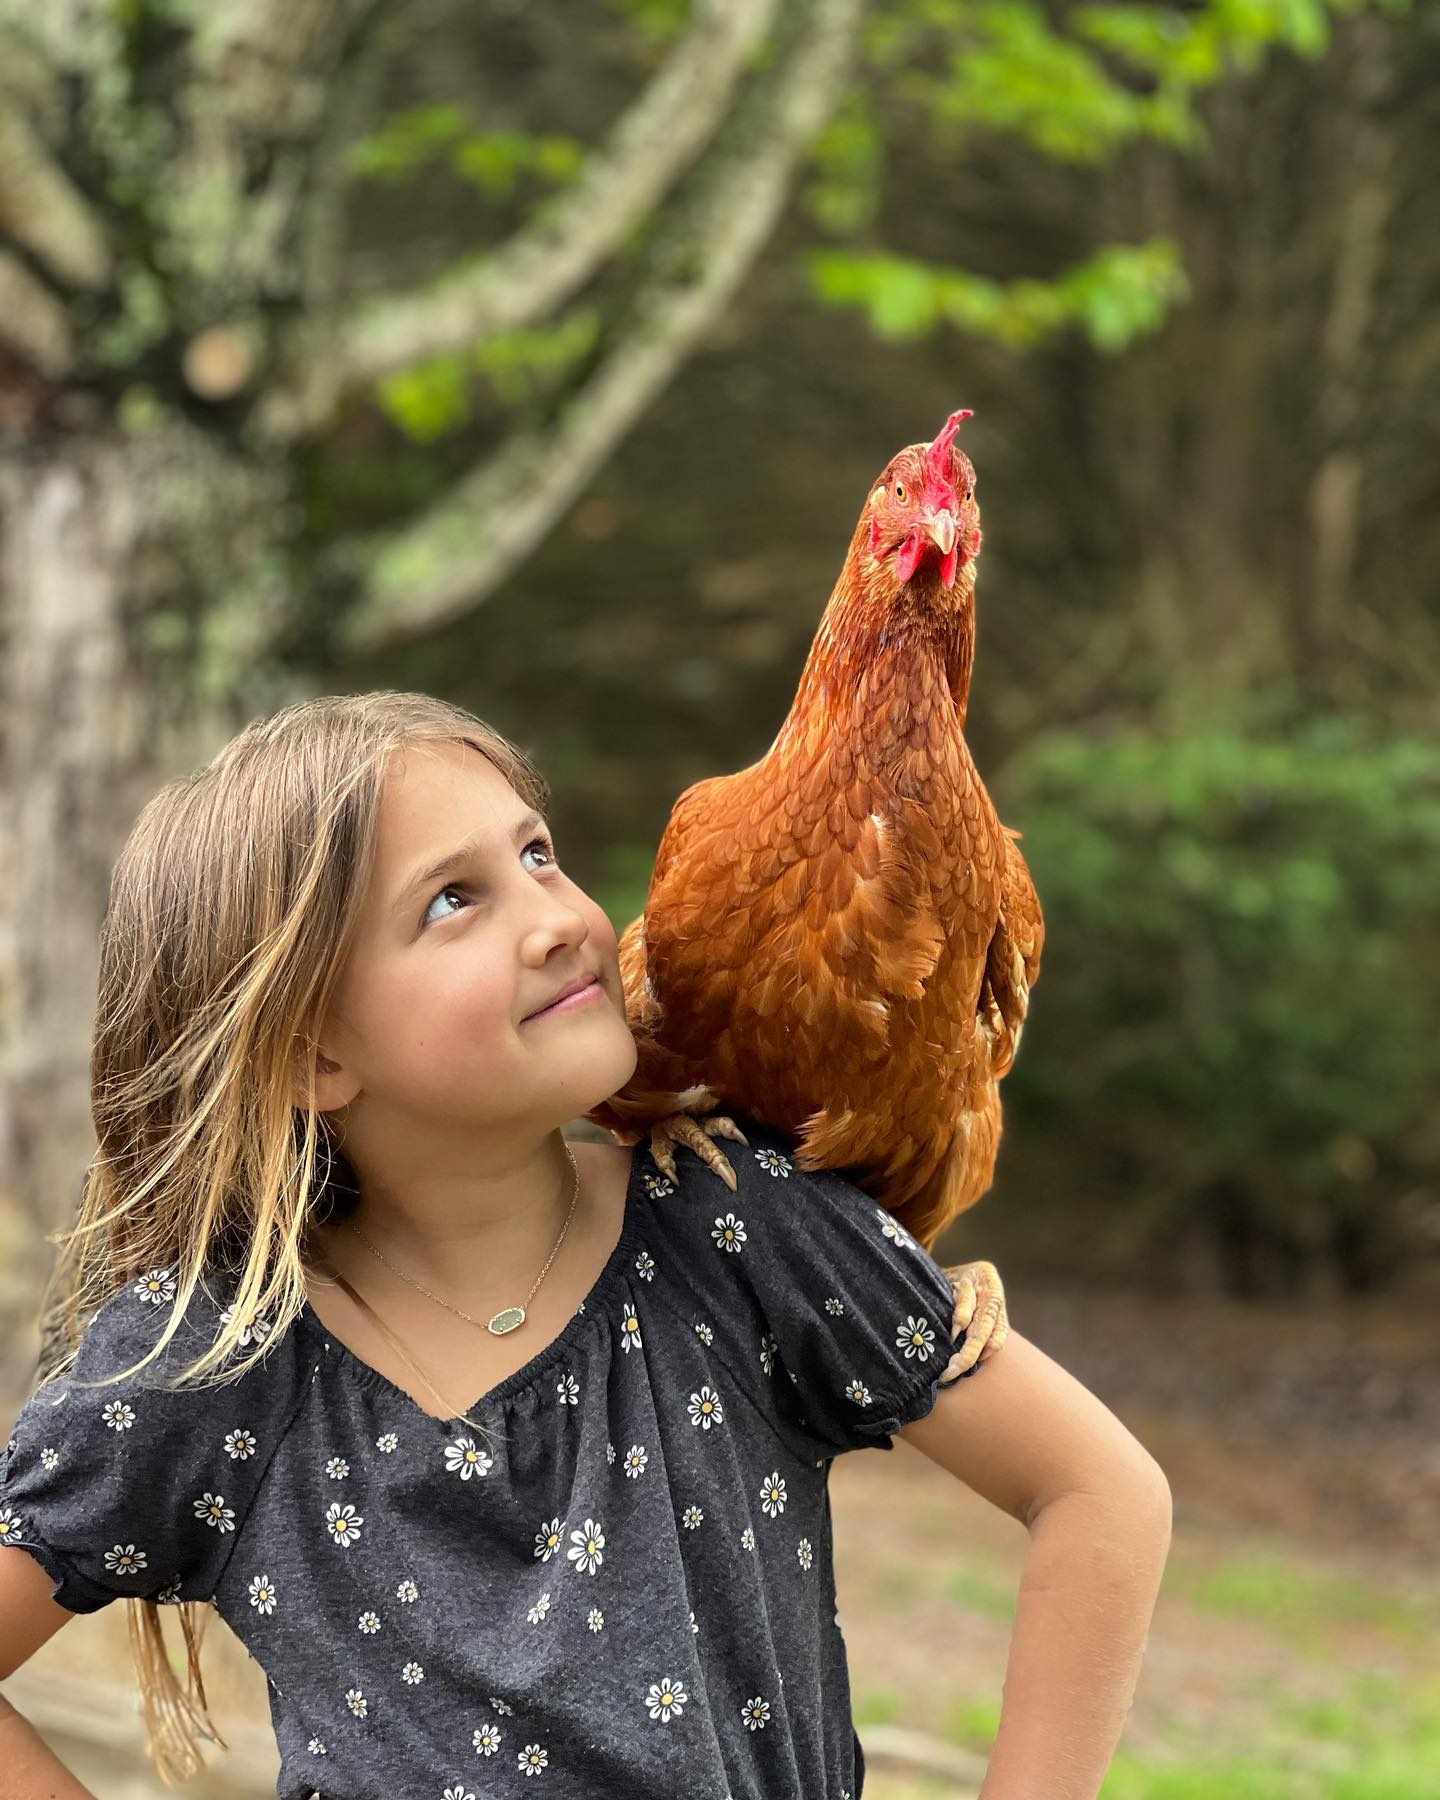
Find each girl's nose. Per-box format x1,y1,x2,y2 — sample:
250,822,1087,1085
521,888,591,962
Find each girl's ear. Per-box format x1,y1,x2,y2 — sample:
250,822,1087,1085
292,1039,361,1114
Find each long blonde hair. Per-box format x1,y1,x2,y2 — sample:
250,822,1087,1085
36,690,548,1784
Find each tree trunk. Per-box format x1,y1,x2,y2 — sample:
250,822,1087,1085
0,439,157,1354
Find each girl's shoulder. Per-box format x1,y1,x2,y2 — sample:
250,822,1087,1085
644,1114,974,1458
60,1262,302,1398
2,1268,306,1614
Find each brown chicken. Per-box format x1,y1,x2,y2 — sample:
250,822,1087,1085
589,409,1043,1297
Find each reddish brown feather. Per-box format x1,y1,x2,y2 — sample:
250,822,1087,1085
588,419,1044,1251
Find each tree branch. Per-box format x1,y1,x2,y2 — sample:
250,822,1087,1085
261,0,778,441
335,0,862,656
0,102,112,291
0,248,74,376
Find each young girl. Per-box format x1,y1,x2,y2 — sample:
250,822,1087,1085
0,691,1170,1800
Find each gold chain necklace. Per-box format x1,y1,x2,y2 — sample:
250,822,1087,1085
345,1142,581,1337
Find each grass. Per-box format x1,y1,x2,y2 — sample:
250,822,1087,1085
852,1534,1440,1800
1159,1544,1438,1650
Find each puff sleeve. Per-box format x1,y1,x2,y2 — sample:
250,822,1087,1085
668,1117,985,1460
0,1272,291,1614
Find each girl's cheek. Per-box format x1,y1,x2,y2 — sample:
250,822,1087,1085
584,896,620,955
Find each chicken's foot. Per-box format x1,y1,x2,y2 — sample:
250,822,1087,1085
938,1257,1009,1382
646,1112,749,1192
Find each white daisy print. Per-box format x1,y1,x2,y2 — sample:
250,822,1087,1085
444,1436,493,1480
489,1696,513,1716
798,1537,814,1571
219,1305,272,1348
102,1400,136,1432
567,1518,605,1575
534,1517,565,1562
759,1333,776,1376
358,1611,380,1634
39,1447,58,1470
133,1267,176,1305
194,1492,235,1532
845,1378,873,1406
689,1609,699,1634
876,1205,920,1251
345,1687,367,1719
634,1248,655,1282
396,1577,419,1603
307,1737,326,1755
401,1661,424,1685
0,1508,19,1547
688,1386,724,1430
473,1721,503,1755
623,1444,648,1479
325,1502,362,1546
825,1296,845,1316
620,1304,642,1352
605,1442,616,1465
555,1372,579,1406
376,1431,399,1453
224,1428,257,1460
325,1456,349,1480
759,1472,787,1517
896,1314,936,1361
741,1695,771,1730
526,1591,552,1624
443,1788,474,1800
156,1576,182,1603
248,1574,277,1614
740,1526,755,1551
102,1543,146,1574
681,1505,704,1530
645,1675,688,1722
641,1172,673,1198
518,1744,548,1775
711,1211,746,1252
754,1147,792,1177
587,1607,604,1632
694,1320,714,1345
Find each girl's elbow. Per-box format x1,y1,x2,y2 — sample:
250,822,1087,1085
1026,1448,1173,1537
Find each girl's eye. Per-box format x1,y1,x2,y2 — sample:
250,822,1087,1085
420,838,557,928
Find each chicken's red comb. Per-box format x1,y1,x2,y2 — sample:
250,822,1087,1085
925,408,973,482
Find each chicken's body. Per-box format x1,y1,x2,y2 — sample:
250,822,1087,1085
589,411,1043,1254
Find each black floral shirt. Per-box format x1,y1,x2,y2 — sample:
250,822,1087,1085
0,1115,979,1799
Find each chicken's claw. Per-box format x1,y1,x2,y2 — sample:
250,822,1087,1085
937,1257,1009,1383
646,1112,749,1192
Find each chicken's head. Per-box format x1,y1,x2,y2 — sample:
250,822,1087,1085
867,407,981,592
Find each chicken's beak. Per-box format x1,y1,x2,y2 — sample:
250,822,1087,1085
925,509,958,556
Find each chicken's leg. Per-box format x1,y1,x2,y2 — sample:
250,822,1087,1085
646,1112,749,1192
938,1258,1009,1382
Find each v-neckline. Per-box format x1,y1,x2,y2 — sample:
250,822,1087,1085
295,1143,647,1426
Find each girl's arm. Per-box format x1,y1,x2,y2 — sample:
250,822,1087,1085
897,1327,1173,1800
0,1547,98,1798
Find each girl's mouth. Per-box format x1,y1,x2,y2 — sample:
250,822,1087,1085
525,975,603,1021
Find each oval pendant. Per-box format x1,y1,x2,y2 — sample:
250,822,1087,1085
488,1305,526,1336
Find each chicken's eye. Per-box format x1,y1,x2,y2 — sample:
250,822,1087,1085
894,481,906,502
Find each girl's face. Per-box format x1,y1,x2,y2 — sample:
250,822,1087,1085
312,741,638,1151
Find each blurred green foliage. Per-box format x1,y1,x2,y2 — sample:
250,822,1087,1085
805,239,1187,349
806,0,1410,351
1000,701,1440,1285
377,309,602,440
601,0,697,48
347,104,585,195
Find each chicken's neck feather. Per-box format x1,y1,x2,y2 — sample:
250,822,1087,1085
771,527,978,766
